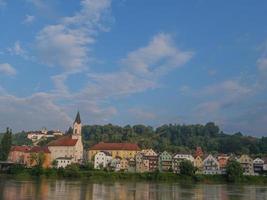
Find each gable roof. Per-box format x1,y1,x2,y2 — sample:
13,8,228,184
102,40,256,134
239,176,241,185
90,142,140,151
29,146,51,153
48,135,78,147
10,146,31,152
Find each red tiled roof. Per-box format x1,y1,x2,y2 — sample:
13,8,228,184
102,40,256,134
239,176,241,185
90,142,140,151
48,135,78,146
10,146,31,152
29,146,51,153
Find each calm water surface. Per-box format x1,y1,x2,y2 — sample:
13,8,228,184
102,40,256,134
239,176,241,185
0,178,266,200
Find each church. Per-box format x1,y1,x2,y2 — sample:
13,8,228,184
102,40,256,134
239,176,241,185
48,112,84,167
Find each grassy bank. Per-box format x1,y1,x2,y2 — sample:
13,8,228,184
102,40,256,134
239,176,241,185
1,166,267,184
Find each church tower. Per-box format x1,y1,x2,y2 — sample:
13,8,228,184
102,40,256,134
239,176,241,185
72,111,82,139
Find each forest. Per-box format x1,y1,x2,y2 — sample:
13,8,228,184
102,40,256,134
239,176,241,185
82,122,267,155
1,122,266,155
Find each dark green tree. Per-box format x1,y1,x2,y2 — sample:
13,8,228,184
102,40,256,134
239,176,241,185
179,160,195,176
0,127,12,161
226,160,243,182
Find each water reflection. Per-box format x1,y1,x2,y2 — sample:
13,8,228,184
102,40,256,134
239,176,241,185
0,178,266,200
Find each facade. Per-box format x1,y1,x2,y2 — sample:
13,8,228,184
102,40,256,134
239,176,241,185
253,158,264,175
110,157,121,171
128,158,136,172
158,151,172,172
8,146,31,165
194,155,203,172
120,158,129,171
56,157,74,168
27,128,63,143
172,154,194,173
88,142,140,161
94,151,112,169
48,112,84,166
135,149,158,172
237,154,254,175
8,146,51,168
217,155,229,174
203,154,220,174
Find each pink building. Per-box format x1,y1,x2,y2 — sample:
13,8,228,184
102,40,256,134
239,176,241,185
8,146,31,165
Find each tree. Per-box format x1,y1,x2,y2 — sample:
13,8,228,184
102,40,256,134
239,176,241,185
52,159,58,168
226,160,243,182
0,127,12,161
30,152,45,168
179,160,195,176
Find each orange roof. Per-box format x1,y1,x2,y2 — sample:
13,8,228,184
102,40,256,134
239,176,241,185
10,146,31,152
29,146,51,153
90,142,140,151
48,135,78,146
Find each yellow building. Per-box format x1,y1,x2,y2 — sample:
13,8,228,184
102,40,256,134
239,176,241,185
194,155,203,172
88,142,140,161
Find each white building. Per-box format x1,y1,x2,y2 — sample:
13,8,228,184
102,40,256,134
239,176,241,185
94,151,112,169
48,112,84,167
203,154,220,174
56,157,75,168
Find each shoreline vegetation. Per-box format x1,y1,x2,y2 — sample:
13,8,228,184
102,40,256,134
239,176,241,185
1,165,266,185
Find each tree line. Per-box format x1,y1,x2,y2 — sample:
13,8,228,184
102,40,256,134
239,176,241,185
82,122,267,155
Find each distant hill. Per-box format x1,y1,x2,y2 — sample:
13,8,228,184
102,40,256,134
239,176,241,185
82,122,267,155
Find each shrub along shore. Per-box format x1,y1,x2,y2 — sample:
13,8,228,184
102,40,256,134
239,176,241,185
1,164,267,185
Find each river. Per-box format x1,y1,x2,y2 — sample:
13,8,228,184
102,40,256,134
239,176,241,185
0,178,266,200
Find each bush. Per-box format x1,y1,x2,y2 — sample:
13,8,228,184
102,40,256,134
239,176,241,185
179,160,195,176
226,160,243,182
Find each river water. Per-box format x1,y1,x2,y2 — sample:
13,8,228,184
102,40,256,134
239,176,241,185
0,178,266,200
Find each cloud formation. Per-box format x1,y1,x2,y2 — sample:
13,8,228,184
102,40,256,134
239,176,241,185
0,63,17,76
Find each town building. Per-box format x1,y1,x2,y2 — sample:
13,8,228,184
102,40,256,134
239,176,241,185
8,146,31,165
88,142,140,161
27,128,64,144
194,155,203,172
8,146,51,168
47,112,84,167
203,154,220,174
120,158,129,171
127,158,136,172
109,157,121,171
158,151,172,172
217,155,229,174
253,158,264,175
94,151,112,169
136,149,158,172
237,154,254,175
56,157,74,168
172,154,194,173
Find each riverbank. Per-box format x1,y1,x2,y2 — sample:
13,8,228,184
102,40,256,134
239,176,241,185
1,166,267,185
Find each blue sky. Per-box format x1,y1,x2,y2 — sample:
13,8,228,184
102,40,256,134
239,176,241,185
0,0,267,136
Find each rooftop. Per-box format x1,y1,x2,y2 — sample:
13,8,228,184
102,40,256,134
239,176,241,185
48,135,78,147
90,142,140,151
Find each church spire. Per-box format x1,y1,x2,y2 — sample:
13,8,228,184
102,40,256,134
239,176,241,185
74,111,81,124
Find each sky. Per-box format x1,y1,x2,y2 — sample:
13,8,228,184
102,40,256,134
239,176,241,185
0,0,267,136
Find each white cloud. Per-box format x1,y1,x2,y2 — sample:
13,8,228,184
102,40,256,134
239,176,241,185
36,24,93,71
122,33,193,77
0,63,17,76
0,93,72,132
35,0,112,72
257,57,267,73
7,41,27,58
23,15,35,24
